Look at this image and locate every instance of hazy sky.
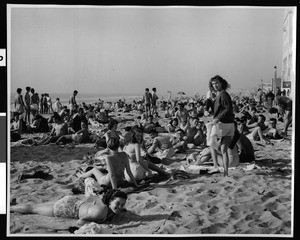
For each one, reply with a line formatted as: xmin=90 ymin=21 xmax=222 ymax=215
xmin=9 ymin=6 xmax=286 ymax=98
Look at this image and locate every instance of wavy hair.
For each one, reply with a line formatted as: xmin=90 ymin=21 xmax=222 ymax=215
xmin=209 ymin=75 xmax=231 ymax=91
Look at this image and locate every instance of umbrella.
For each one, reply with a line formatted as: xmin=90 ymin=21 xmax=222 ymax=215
xmin=177 ymin=91 xmax=186 ymax=95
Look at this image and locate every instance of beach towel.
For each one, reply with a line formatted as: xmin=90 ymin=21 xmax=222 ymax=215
xmin=206 ymin=122 xmax=221 ymax=150
xmin=74 ymin=222 xmax=113 ymax=234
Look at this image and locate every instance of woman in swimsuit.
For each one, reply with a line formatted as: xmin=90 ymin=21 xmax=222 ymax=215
xmin=123 ymin=126 xmax=167 ymax=182
xmin=10 ymin=189 xmax=128 ymax=226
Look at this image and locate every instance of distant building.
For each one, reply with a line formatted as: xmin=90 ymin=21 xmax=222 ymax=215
xmin=281 ymin=8 xmax=296 ymax=99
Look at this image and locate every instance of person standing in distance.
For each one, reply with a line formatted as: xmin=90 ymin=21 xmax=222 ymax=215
xmin=142 ymin=88 xmax=152 ymax=118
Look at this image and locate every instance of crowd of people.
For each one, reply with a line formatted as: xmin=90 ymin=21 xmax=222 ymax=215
xmin=10 ymin=76 xmax=293 ymax=227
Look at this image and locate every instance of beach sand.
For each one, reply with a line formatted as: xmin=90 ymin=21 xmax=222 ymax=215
xmin=9 ymin=110 xmax=293 ymax=235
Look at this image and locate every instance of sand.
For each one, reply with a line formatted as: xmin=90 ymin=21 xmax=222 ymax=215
xmin=8 ymin=110 xmax=293 ymax=236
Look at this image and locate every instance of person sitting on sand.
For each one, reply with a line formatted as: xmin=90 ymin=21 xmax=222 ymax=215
xmin=164 ymin=102 xmax=176 ymax=118
xmin=27 ymin=114 xmax=49 ymax=133
xmin=165 ymin=118 xmax=179 ymax=133
xmin=235 ymin=116 xmax=250 ymax=135
xmin=185 ymin=116 xmax=206 ymax=147
xmin=246 ymin=114 xmax=271 ymax=144
xmin=37 ymin=113 xmax=68 ymax=145
xmin=95 ymin=109 xmax=110 ymax=124
xmin=188 ymin=102 xmax=198 ymax=118
xmin=147 ymin=128 xmax=175 ymax=159
xmin=56 ymin=119 xmax=91 ymax=145
xmin=171 ymin=128 xmax=188 ymax=153
xmin=104 ymin=119 xmax=121 ymax=143
xmin=10 ymin=112 xmax=27 ymax=141
xmin=175 ymin=102 xmax=189 ymax=125
xmin=178 ymin=118 xmax=189 ymax=132
xmin=79 ymin=137 xmax=140 ymax=190
xmin=187 ymin=140 xmax=240 ymax=169
xmin=71 ymin=108 xmax=86 ymax=133
xmin=143 ymin=114 xmax=162 ymax=134
xmin=11 ymin=188 xmax=129 ymax=226
xmin=123 ymin=126 xmax=167 ymax=182
xmin=265 ymin=118 xmax=282 ymax=140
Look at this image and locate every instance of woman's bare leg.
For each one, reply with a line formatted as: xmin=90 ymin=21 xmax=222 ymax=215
xmin=10 ymin=202 xmax=54 ymax=216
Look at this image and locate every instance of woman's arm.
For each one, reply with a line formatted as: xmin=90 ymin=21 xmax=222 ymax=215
xmin=124 ymin=156 xmax=140 ymax=187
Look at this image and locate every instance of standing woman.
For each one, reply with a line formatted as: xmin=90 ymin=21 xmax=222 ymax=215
xmin=208 ymin=75 xmax=235 ymax=177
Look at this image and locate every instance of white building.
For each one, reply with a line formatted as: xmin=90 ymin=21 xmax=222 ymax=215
xmin=281 ymin=7 xmax=296 ymax=99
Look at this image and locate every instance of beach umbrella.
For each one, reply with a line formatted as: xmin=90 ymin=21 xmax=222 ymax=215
xmin=177 ymin=91 xmax=186 ymax=95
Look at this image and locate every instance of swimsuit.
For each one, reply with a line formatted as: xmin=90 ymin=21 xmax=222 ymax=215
xmin=53 ymin=195 xmax=84 ymax=219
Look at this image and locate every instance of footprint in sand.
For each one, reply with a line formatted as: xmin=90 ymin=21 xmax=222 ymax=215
xmin=208 ymin=206 xmax=219 ymax=214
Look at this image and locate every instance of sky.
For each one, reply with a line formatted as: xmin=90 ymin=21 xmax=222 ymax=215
xmin=8 ymin=6 xmax=287 ymax=98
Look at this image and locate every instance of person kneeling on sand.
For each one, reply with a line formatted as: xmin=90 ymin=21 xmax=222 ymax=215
xmin=78 ymin=137 xmax=141 ymax=190
xmin=11 ymin=188 xmax=128 ymax=226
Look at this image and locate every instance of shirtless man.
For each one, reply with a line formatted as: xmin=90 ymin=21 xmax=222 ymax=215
xmin=69 ymin=90 xmax=78 ymax=115
xmin=24 ymin=86 xmax=31 ymax=124
xmin=30 ymin=88 xmax=39 ymax=116
xmin=142 ymin=88 xmax=152 ymax=117
xmin=246 ymin=114 xmax=270 ymax=144
xmin=175 ymin=102 xmax=189 ymax=125
xmin=80 ymin=137 xmax=140 ymax=190
xmin=147 ymin=128 xmax=175 ymax=159
xmin=14 ymin=88 xmax=25 ymax=115
xmin=185 ymin=117 xmax=205 ymax=147
xmin=151 ymin=87 xmax=159 ymax=115
xmin=171 ymin=128 xmax=188 ymax=153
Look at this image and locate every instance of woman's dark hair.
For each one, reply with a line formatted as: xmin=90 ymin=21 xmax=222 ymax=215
xmin=101 ymin=189 xmax=128 ymax=206
xmin=130 ymin=125 xmax=144 ymax=143
xmin=209 ymin=75 xmax=231 ymax=91
xmin=108 ymin=119 xmax=118 ymax=130
xmin=107 ymin=137 xmax=120 ymax=150
xmin=52 ymin=112 xmax=61 ymax=122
